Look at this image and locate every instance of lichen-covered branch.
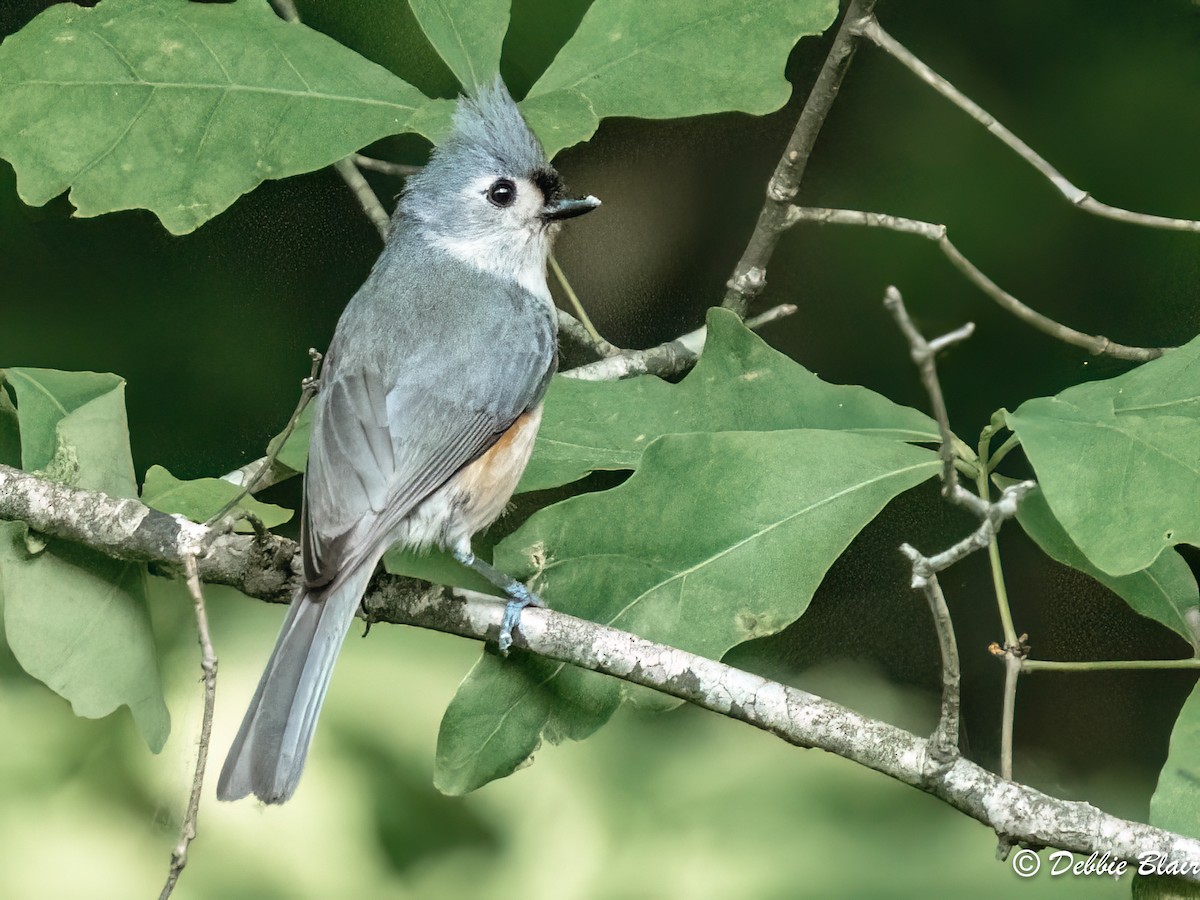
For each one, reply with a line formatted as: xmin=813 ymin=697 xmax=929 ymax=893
xmin=3 ymin=461 xmax=1200 ymax=878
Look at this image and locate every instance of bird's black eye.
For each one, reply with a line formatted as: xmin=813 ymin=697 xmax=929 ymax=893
xmin=486 ymin=178 xmax=517 ymax=208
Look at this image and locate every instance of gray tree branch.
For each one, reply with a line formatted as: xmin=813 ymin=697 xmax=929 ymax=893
xmin=3 ymin=460 xmax=1200 ymax=879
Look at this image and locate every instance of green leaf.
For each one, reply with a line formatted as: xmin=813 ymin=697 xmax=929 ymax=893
xmin=0 ymin=0 xmax=453 ymax=233
xmin=0 ymin=383 xmax=19 ymax=468
xmin=267 ymin=402 xmax=313 ymax=474
xmin=1002 ymin=478 xmax=1200 ymax=648
xmin=1007 ymin=335 xmax=1200 ymax=577
xmin=435 ymin=430 xmax=940 ymax=793
xmin=521 ymin=0 xmax=839 ymax=156
xmin=0 ymin=368 xmax=168 ymax=750
xmin=0 ymin=521 xmax=170 ymax=751
xmin=408 ymin=0 xmax=511 ymax=91
xmin=519 ymin=308 xmax=938 ymax=493
xmin=1151 ymin=680 xmax=1200 ymax=842
xmin=3 ymin=367 xmax=135 ymax=496
xmin=140 ymin=464 xmax=292 ymax=531
xmin=435 ymin=650 xmax=620 ymax=795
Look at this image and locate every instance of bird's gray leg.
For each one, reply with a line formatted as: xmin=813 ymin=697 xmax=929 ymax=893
xmin=452 ymin=548 xmax=545 ymax=652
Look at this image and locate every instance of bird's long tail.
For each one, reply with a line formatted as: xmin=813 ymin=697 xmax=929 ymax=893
xmin=217 ymin=564 xmax=373 ymax=804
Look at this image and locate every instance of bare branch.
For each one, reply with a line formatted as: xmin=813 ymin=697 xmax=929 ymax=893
xmin=333 ymin=158 xmax=391 ymax=240
xmin=564 ymin=304 xmax=797 ymax=381
xmin=794 ymin=208 xmax=1167 ymax=361
xmin=900 ymin=545 xmax=961 ymax=758
xmin=550 ymin=255 xmax=620 ymax=357
xmin=883 ymin=286 xmax=974 ymax=499
xmin=555 ymin=308 xmax=608 ymax=356
xmin=353 ymin=154 xmax=421 ymax=178
xmin=886 ymin=286 xmax=1039 ymax=775
xmin=157 ymin=554 xmax=218 ymax=900
xmin=1000 ymin=650 xmax=1022 ymax=781
xmin=856 ymin=16 xmax=1200 ymax=235
xmin=722 ymin=0 xmax=880 ymax=318
xmin=3 ymin=463 xmax=1200 ymax=876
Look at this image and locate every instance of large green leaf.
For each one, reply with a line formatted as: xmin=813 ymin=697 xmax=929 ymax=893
xmin=141 ymin=464 xmax=292 ymax=531
xmin=267 ymin=402 xmax=313 ymax=474
xmin=408 ymin=0 xmax=511 ymax=91
xmin=1003 ymin=479 xmax=1200 ymax=649
xmin=0 ymin=0 xmax=453 ymax=234
xmin=521 ymin=0 xmax=838 ymax=156
xmin=0 ymin=369 xmax=168 ymax=750
xmin=435 ymin=430 xmax=940 ymax=794
xmin=519 ymin=308 xmax=938 ymax=493
xmin=0 ymin=385 xmax=19 ymax=468
xmin=1007 ymin=334 xmax=1200 ymax=577
xmin=0 ymin=522 xmax=170 ymax=751
xmin=3 ymin=367 xmax=135 ymax=495
xmin=1151 ymin=680 xmax=1200 ymax=841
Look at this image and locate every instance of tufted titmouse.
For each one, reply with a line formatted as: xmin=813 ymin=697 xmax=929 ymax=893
xmin=217 ymin=79 xmax=599 ymax=804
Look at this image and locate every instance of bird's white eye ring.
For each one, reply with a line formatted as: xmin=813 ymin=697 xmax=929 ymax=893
xmin=487 ymin=178 xmax=517 ymax=208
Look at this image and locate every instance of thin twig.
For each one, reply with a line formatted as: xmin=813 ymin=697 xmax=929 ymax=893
xmin=900 ymin=547 xmax=961 ymax=758
xmin=564 ymin=304 xmax=798 ymax=381
xmin=883 ymin=286 xmax=976 ymax=503
xmin=549 ymin=255 xmax=618 ymax=355
xmin=334 ymin=158 xmax=391 ymax=240
xmin=158 ymin=555 xmax=218 ymax=900
xmin=1023 ymin=658 xmax=1200 ymax=672
xmin=353 ymin=154 xmax=422 ymax=177
xmin=792 ymin=208 xmax=1167 ymax=361
xmin=975 ymin=441 xmax=1020 ymax=650
xmin=722 ymin=0 xmax=880 ymax=318
xmin=856 ymin=16 xmax=1200 ymax=235
xmin=209 ymin=350 xmax=321 ymax=524
xmin=885 ymin=286 xmax=980 ymax=757
xmin=886 ymin=286 xmax=1039 ymax=775
xmin=998 ymin=647 xmax=1024 ymax=782
xmin=555 ymin=308 xmax=607 ymax=356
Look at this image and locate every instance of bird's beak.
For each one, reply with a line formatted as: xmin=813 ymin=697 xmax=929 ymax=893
xmin=540 ymin=195 xmax=602 ymax=221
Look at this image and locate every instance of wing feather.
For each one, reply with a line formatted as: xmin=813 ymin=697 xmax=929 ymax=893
xmin=300 ymin=259 xmax=556 ymax=588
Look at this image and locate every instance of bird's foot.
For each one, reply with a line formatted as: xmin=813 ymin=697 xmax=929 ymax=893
xmin=453 ymin=548 xmax=544 ymax=653
xmin=498 ymin=582 xmax=545 ymax=653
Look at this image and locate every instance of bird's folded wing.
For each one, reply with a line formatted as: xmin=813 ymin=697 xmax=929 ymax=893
xmin=300 ymin=323 xmax=553 ymax=587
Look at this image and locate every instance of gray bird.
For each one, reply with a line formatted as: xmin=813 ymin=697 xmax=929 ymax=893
xmin=217 ymin=79 xmax=600 ymax=805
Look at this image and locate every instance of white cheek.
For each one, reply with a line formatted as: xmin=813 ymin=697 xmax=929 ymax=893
xmin=426 ymin=176 xmax=552 ymax=294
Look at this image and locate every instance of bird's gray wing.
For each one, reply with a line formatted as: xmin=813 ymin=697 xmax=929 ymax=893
xmin=300 ymin=284 xmax=555 ymax=587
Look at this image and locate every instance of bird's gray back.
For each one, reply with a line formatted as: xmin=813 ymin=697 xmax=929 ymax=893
xmin=300 ymin=225 xmax=556 ymax=586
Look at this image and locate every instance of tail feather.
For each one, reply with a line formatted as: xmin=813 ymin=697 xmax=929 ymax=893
xmin=217 ymin=566 xmax=372 ymax=804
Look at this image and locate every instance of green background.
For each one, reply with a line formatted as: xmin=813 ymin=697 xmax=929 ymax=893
xmin=3 ymin=0 xmax=1199 ymax=896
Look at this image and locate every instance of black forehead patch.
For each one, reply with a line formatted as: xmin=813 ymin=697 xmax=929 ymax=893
xmin=532 ymin=168 xmax=564 ymax=202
